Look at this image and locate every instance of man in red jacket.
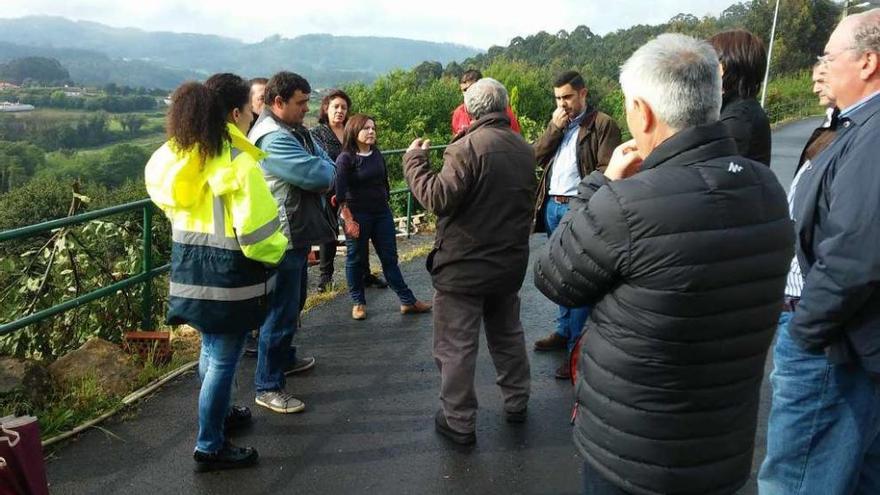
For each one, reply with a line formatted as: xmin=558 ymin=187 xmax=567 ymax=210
xmin=451 ymin=69 xmax=521 ymax=137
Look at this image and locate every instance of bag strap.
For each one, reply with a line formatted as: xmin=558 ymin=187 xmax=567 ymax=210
xmin=0 ymin=425 xmax=20 ymax=448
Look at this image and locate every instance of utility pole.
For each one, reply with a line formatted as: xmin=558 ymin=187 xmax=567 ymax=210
xmin=760 ymin=0 xmax=781 ymax=108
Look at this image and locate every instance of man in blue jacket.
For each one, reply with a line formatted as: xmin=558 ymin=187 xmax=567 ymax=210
xmin=249 ymin=72 xmax=336 ymax=414
xmin=759 ymin=9 xmax=880 ymax=494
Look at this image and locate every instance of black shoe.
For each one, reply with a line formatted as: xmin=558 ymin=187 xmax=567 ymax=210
xmin=224 ymin=405 xmax=252 ymax=433
xmin=317 ymin=274 xmax=333 ymax=293
xmin=364 ymin=273 xmax=388 ymax=289
xmin=193 ymin=442 xmax=259 ymax=472
xmin=505 ymin=406 xmax=528 ymax=424
xmin=434 ymin=409 xmax=476 ymax=445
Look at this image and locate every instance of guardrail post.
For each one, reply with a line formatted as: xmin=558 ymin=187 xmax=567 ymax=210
xmin=406 ymin=191 xmax=413 ymax=238
xmin=141 ymin=203 xmax=154 ymax=330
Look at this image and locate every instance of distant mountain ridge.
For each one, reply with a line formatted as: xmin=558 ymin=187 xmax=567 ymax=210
xmin=0 ymin=16 xmax=481 ymax=89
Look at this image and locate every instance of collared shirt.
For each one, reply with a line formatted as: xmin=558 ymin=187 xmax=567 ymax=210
xmin=839 ymin=90 xmax=880 ymax=119
xmin=785 ymin=165 xmax=809 ymax=297
xmin=547 ymin=109 xmax=587 ymax=197
xmin=822 ymin=106 xmax=836 ymax=127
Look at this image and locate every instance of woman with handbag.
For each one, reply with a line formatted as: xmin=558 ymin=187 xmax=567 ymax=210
xmin=310 ymin=90 xmax=387 ymax=292
xmin=335 ymin=114 xmax=431 ymax=320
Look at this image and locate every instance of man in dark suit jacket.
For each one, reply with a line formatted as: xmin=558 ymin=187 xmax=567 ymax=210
xmin=759 ymin=9 xmax=880 ymax=494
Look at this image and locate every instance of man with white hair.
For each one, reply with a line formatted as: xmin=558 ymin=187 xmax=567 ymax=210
xmin=534 ymin=34 xmax=793 ymax=494
xmin=403 ymin=78 xmax=536 ymax=445
xmin=759 ymin=9 xmax=880 ymax=494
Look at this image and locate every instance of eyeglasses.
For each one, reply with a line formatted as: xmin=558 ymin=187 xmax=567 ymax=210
xmin=817 ymin=47 xmax=858 ymax=65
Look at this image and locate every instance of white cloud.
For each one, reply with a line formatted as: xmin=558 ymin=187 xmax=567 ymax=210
xmin=2 ymin=0 xmax=732 ymax=49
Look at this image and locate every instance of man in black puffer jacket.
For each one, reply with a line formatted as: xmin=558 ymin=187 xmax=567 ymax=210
xmin=534 ymin=33 xmax=794 ymax=495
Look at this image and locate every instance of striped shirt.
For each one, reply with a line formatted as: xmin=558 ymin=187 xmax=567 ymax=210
xmin=785 ymin=165 xmax=808 ymax=297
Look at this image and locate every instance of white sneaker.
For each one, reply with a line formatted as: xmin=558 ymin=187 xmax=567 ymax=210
xmin=255 ymin=391 xmax=305 ymax=414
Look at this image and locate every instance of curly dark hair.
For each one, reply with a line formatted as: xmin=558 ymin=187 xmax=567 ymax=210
xmin=205 ymin=73 xmax=250 ymax=115
xmin=318 ymin=89 xmax=352 ymax=125
xmin=166 ymin=81 xmax=226 ymax=163
xmin=341 ymin=113 xmax=377 ymax=155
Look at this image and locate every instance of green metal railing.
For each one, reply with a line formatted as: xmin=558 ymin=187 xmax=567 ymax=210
xmin=383 ymin=144 xmax=446 ymax=237
xmin=0 ymin=144 xmax=447 ymax=337
xmin=0 ymin=199 xmax=169 ymax=337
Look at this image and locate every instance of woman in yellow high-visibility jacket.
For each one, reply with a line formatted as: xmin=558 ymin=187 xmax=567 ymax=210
xmin=145 ymin=74 xmax=287 ymax=472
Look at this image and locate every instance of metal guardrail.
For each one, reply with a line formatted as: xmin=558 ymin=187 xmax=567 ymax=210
xmin=0 ymin=144 xmax=447 ymax=337
xmin=383 ymin=144 xmax=447 ymax=237
xmin=0 ymin=199 xmax=168 ymax=337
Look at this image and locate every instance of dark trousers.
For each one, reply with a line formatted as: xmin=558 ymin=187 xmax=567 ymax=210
xmin=583 ymin=461 xmax=632 ymax=495
xmin=345 ymin=208 xmax=415 ymax=305
xmin=322 ymin=241 xmax=373 ymax=280
xmin=433 ymin=289 xmax=530 ymax=433
xmin=319 ymin=201 xmax=339 ymax=279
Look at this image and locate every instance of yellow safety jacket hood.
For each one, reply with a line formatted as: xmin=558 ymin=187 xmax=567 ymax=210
xmin=145 ymin=124 xmax=267 ymax=209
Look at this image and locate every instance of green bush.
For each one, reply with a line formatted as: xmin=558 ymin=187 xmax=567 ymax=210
xmin=0 ymin=178 xmax=169 ymax=360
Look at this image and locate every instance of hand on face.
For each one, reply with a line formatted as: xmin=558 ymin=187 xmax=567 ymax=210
xmin=605 ymin=139 xmax=643 ymax=181
xmin=552 ymin=107 xmax=570 ymax=129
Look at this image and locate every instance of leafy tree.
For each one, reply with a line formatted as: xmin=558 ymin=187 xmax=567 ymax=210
xmin=91 ymin=144 xmax=149 ymax=188
xmin=0 ymin=57 xmax=71 ymax=85
xmin=442 ymin=61 xmax=464 ymax=80
xmin=0 ymin=141 xmax=46 ymax=193
xmin=412 ymin=61 xmax=444 ymax=87
xmin=115 ymin=114 xmax=147 ymax=136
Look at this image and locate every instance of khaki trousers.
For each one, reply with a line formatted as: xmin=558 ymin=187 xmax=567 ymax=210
xmin=433 ymin=289 xmax=531 ymax=433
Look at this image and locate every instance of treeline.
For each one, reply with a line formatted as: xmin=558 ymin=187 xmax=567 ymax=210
xmin=0 ymin=56 xmax=71 ymax=86
xmin=0 ymin=140 xmax=151 ymax=194
xmin=15 ymin=92 xmax=158 ymax=112
xmin=1 ymin=87 xmax=160 ymax=112
xmin=0 ymin=111 xmax=161 ymax=154
xmin=344 ymin=0 xmax=836 ymax=185
xmin=463 ymin=0 xmax=840 ymax=84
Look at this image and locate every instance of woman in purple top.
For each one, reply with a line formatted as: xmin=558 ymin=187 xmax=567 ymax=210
xmin=336 ymin=114 xmax=432 ymax=320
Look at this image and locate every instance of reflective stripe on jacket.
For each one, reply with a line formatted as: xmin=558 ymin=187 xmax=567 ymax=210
xmin=145 ymin=123 xmax=288 ymax=333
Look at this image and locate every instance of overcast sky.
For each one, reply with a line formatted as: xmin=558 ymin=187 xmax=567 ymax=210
xmin=4 ymin=0 xmax=731 ymax=49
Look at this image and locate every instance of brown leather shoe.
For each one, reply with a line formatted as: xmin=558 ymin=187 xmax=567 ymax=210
xmin=534 ymin=332 xmax=567 ymax=352
xmin=554 ymin=362 xmax=571 ymax=380
xmin=401 ymin=300 xmax=432 ymax=315
xmin=352 ymin=304 xmax=367 ymax=320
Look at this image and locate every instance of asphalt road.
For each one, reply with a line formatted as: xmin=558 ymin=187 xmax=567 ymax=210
xmin=44 ymin=118 xmax=822 ymax=495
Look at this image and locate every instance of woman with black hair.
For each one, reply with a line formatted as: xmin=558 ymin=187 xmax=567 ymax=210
xmin=710 ymin=29 xmax=773 ymax=166
xmin=145 ymin=74 xmax=287 ymax=472
xmin=310 ymin=90 xmax=387 ymax=292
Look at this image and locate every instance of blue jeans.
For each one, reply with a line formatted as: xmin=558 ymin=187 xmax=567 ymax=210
xmin=255 ymin=248 xmax=307 ymax=393
xmin=545 ymin=198 xmax=592 ymax=350
xmin=345 ymin=207 xmax=416 ymax=306
xmin=758 ymin=311 xmax=880 ymax=494
xmin=196 ymin=331 xmax=246 ymax=453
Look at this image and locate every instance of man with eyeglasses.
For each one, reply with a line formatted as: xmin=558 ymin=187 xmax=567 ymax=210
xmin=451 ymin=69 xmax=521 ymax=137
xmin=759 ymin=9 xmax=880 ymax=494
xmin=793 ymin=62 xmax=839 ymax=176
